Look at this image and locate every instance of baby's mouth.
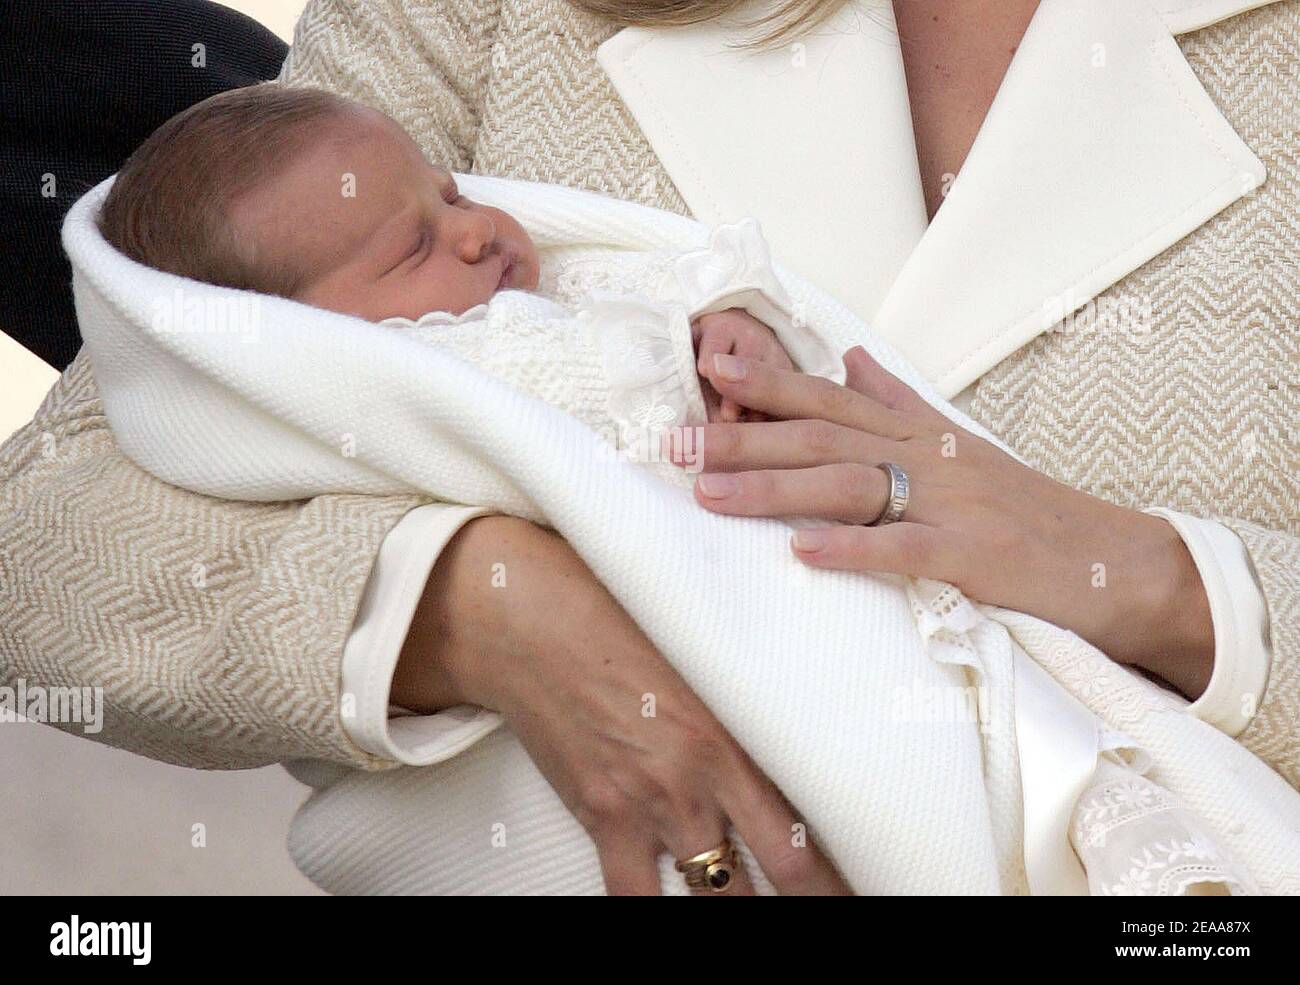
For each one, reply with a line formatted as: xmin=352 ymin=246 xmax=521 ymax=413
xmin=496 ymin=252 xmax=517 ymax=291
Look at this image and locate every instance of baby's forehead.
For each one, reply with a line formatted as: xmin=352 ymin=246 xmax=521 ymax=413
xmin=305 ymin=111 xmax=420 ymax=179
xmin=241 ymin=134 xmax=419 ymax=268
xmin=281 ymin=119 xmax=412 ymax=198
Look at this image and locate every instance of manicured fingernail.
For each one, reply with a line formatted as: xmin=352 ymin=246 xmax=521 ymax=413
xmin=713 ymin=353 xmax=747 ymax=382
xmin=792 ymin=529 xmax=829 ymax=552
xmin=697 ymin=473 xmax=738 ymax=498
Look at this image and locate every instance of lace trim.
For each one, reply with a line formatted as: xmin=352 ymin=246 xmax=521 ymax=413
xmin=378 ymin=303 xmax=491 ymax=330
xmin=984 ymin=605 xmax=1186 ymax=729
xmin=908 ymin=577 xmax=984 ymax=637
xmin=905 ymin=578 xmax=1252 ymax=897
xmin=1072 ymin=770 xmax=1258 ymax=896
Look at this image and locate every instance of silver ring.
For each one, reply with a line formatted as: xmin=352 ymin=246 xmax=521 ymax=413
xmin=869 ymin=462 xmax=910 ymax=526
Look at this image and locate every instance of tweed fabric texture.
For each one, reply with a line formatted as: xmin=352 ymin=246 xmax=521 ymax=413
xmin=969 ymin=2 xmax=1300 ymax=787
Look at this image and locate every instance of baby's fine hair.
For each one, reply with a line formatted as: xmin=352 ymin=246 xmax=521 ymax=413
xmin=97 ymin=84 xmax=355 ymax=297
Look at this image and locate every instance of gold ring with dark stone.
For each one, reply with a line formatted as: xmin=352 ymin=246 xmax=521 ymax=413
xmin=675 ymin=839 xmax=739 ymax=893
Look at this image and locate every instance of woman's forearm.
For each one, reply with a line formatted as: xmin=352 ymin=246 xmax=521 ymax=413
xmin=390 ymin=514 xmax=605 ymax=714
xmin=392 ymin=514 xmax=533 ymax=713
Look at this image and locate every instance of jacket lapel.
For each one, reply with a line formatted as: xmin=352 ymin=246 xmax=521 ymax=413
xmin=1149 ymin=0 xmax=1283 ymax=34
xmin=597 ymin=1 xmax=929 ymax=326
xmin=600 ymin=0 xmax=1274 ymax=398
xmin=873 ymin=0 xmax=1267 ymax=397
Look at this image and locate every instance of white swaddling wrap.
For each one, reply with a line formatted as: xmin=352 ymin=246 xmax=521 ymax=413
xmin=65 ymin=172 xmax=1298 ymax=894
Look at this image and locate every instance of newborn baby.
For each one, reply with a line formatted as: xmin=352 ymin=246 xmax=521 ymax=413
xmin=98 ymin=84 xmax=810 ymax=474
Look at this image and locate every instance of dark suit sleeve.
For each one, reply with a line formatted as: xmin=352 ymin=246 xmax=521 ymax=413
xmin=0 ymin=0 xmax=288 ymax=370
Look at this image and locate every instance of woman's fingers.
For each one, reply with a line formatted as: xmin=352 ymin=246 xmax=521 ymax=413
xmin=842 ymin=345 xmax=931 ymax=418
xmin=696 ymin=332 xmax=739 ymax=423
xmin=696 ymin=327 xmax=734 ymax=379
xmin=693 ymin=464 xmax=890 ymax=524
xmin=719 ymin=764 xmax=852 ymax=895
xmin=693 ymin=462 xmax=945 ymax=526
xmin=708 ymin=353 xmax=912 ymax=439
xmin=595 ymin=829 xmax=667 ymax=896
xmin=789 ymin=521 xmax=960 ymax=582
xmin=692 ymin=463 xmax=964 ymax=580
xmin=681 ymin=419 xmax=894 ymax=473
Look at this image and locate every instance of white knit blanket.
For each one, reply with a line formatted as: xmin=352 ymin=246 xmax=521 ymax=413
xmin=65 ymin=174 xmax=1300 ymax=895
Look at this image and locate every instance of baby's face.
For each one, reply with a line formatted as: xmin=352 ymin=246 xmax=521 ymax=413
xmin=232 ymin=107 xmax=540 ymax=322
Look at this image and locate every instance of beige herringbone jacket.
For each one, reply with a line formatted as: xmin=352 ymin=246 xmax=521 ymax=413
xmin=1 ymin=0 xmax=1296 ymax=783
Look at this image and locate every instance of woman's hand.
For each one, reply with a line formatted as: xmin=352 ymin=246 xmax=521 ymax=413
xmin=677 ymin=346 xmax=1216 ymax=700
xmin=392 ymin=514 xmax=851 ymax=896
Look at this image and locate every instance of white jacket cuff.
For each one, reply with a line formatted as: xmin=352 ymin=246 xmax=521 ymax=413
xmin=341 ymin=502 xmax=504 ymax=765
xmin=1142 ymin=507 xmax=1272 ymax=736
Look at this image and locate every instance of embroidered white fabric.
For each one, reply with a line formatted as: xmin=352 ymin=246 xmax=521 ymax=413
xmin=383 ymin=287 xmax=699 ymax=488
xmin=1072 ymin=757 xmax=1259 ymax=896
xmin=586 ymin=294 xmax=705 ymax=442
xmin=907 ymin=576 xmax=1257 ymax=897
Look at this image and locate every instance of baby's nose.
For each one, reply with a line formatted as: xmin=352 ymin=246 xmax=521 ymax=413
xmin=455 ymin=210 xmax=497 ymax=263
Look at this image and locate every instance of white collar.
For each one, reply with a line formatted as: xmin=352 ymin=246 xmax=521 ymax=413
xmin=599 ymin=0 xmax=1276 ymax=396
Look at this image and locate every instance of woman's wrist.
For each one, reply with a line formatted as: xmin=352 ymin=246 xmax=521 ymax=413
xmin=1005 ymin=473 xmax=1216 ymax=700
xmin=390 ymin=514 xmax=611 ymax=715
xmin=1098 ymin=507 xmax=1216 ymax=700
xmin=390 ymin=514 xmax=544 ymax=714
